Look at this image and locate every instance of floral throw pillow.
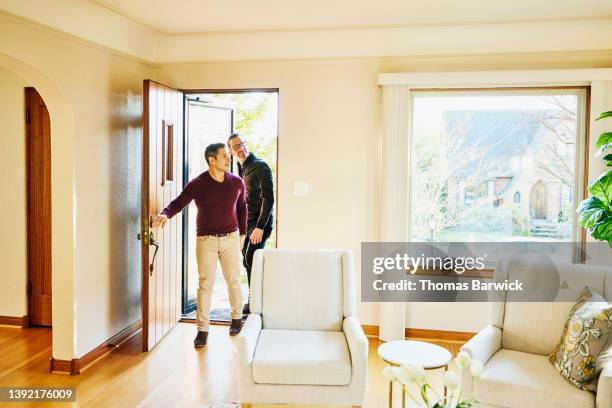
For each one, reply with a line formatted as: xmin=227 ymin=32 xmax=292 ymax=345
xmin=548 ymin=287 xmax=612 ymax=391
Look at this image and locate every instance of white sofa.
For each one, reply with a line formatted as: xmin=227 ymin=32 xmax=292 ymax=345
xmin=461 ymin=260 xmax=612 ymax=408
xmin=237 ymin=249 xmax=369 ymax=407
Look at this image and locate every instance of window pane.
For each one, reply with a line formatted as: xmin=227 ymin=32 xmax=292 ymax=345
xmin=410 ymin=92 xmax=581 ymax=242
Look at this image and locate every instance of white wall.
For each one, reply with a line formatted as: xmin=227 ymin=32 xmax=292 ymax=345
xmin=156 ymin=60 xmax=383 ymax=324
xmin=0 ymin=66 xmax=28 ymax=318
xmin=405 ymin=303 xmax=489 ymax=333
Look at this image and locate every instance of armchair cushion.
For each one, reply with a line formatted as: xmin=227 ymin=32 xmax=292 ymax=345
xmin=549 ymin=287 xmax=612 ymax=391
xmin=252 ymin=329 xmax=352 ymax=386
xmin=502 ymin=302 xmax=574 ymax=355
xmin=477 ymin=349 xmax=595 ymax=408
xmin=259 ymin=250 xmax=345 ymax=331
xmin=500 ymin=259 xmax=609 ymax=356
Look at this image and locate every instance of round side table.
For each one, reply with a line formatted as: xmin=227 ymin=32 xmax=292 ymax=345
xmin=378 ymin=340 xmax=452 ymax=408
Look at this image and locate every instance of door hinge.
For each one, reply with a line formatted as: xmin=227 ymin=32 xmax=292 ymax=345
xmin=27 ymin=281 xmax=32 ymax=298
xmin=26 ymin=108 xmax=30 ymax=125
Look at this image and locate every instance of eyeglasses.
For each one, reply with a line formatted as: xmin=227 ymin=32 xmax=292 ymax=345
xmin=230 ymin=142 xmax=246 ymax=151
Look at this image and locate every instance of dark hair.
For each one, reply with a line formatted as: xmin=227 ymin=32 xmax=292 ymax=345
xmin=227 ymin=133 xmax=242 ymax=145
xmin=204 ymin=143 xmax=226 ymax=165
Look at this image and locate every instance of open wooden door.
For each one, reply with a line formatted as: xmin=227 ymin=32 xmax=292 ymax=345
xmin=141 ymin=80 xmax=184 ymax=351
xmin=26 ymin=87 xmax=52 ymax=327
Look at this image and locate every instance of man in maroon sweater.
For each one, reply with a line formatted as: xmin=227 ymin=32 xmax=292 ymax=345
xmin=152 ymin=143 xmax=246 ymax=347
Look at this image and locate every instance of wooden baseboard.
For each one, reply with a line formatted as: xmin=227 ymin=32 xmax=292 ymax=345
xmin=0 ymin=315 xmax=29 ymax=328
xmin=362 ymin=324 xmax=379 ymax=337
xmin=362 ymin=324 xmax=474 ymax=342
xmin=50 ymin=319 xmax=142 ymax=375
xmin=405 ymin=328 xmax=475 ymax=342
xmin=49 ymin=358 xmax=79 ymax=375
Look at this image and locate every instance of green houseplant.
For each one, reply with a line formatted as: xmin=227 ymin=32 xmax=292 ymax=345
xmin=577 ymin=111 xmax=612 ymax=247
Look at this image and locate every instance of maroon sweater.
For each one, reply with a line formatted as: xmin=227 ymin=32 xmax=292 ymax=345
xmin=161 ymin=171 xmax=247 ymax=236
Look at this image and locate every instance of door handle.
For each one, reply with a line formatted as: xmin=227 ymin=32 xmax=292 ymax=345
xmin=137 ymin=217 xmax=160 ymax=276
xmin=137 ymin=216 xmax=151 ymax=244
xmin=149 ymin=233 xmax=160 ymax=276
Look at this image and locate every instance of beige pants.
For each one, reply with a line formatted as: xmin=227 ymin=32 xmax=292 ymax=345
xmin=195 ymin=231 xmax=243 ymax=331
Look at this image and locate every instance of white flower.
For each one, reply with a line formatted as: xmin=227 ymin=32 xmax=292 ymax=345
xmin=397 ymin=367 xmax=414 ymax=385
xmin=412 ymin=365 xmax=427 ymax=383
xmin=470 ymin=360 xmax=485 ymax=379
xmin=382 ymin=366 xmax=398 ymax=382
xmin=396 ymin=365 xmax=416 ymax=385
xmin=444 ymin=370 xmax=460 ymax=390
xmin=454 ymin=351 xmax=472 ymax=370
xmin=398 ymin=365 xmax=426 ymax=385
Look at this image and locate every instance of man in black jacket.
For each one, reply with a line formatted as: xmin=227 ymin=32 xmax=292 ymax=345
xmin=228 ymin=133 xmax=275 ymax=314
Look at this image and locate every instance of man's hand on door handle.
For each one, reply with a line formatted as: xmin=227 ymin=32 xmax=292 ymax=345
xmin=152 ymin=214 xmax=168 ymax=228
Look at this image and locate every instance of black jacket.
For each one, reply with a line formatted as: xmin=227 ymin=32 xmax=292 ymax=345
xmin=238 ymin=153 xmax=274 ymax=229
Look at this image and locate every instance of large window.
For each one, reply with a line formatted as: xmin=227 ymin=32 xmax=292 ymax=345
xmin=410 ymin=89 xmax=587 ymax=242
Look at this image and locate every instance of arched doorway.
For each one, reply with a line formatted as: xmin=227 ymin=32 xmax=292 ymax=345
xmin=530 ymin=181 xmax=547 ymax=220
xmin=0 ymin=52 xmax=76 ymax=362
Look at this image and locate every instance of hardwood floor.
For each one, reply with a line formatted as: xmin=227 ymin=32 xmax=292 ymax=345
xmin=0 ymin=323 xmax=463 ymax=408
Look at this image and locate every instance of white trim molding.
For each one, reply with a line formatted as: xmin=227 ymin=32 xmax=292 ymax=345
xmin=378 ymin=68 xmax=612 ymax=87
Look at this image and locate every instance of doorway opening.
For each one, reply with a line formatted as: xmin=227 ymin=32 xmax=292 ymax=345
xmin=25 ymin=87 xmax=52 ymax=328
xmin=181 ymin=90 xmax=279 ymax=322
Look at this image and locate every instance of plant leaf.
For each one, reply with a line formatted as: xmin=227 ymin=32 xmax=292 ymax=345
xmin=420 ymin=384 xmax=429 ymax=404
xmin=596 ymin=111 xmax=612 ymax=121
xmin=597 ymin=132 xmax=612 ymax=149
xmin=592 ymin=217 xmax=612 ymax=246
xmin=577 ymin=196 xmax=607 ymax=229
xmin=597 ymin=142 xmax=612 ymax=157
xmin=604 ymin=153 xmax=612 ymax=163
xmin=588 ymin=170 xmax=612 ymax=204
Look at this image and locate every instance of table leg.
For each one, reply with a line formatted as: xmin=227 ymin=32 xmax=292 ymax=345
xmin=389 ymin=380 xmax=393 ymax=408
xmin=443 ymin=365 xmax=448 ymax=404
xmin=402 ymin=386 xmax=405 ymax=408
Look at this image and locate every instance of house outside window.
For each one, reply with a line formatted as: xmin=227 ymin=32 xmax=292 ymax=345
xmin=410 ymin=89 xmax=587 ymax=242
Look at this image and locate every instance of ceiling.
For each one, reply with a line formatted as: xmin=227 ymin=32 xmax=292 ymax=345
xmin=92 ymin=0 xmax=612 ymax=34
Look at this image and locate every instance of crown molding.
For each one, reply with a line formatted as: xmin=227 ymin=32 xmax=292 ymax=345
xmin=0 ymin=0 xmax=160 ymax=61
xmin=155 ymin=19 xmax=612 ymax=63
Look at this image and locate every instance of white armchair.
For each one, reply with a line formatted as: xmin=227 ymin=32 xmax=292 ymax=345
xmin=461 ymin=261 xmax=612 ymax=408
xmin=237 ymin=249 xmax=368 ymax=407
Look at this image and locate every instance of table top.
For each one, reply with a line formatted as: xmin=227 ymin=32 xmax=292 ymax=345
xmin=377 ymin=340 xmax=452 ymax=369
